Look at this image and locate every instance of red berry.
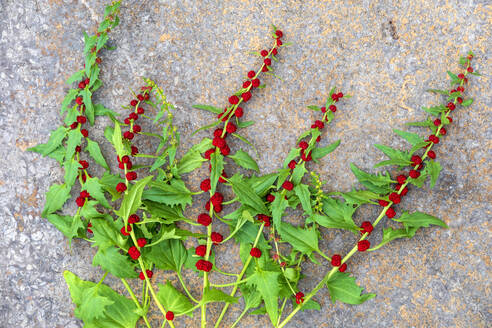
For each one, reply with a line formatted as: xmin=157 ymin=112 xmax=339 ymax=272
xmin=298 ymin=141 xmax=308 ymax=150
xmin=264 ymin=58 xmax=272 ymax=66
xmin=196 ymin=259 xmax=213 ymax=272
xmin=75 ymin=97 xmax=83 ymax=105
xmin=137 ymin=107 xmax=145 ymax=114
xmin=126 ymin=171 xmax=137 ymax=180
xmin=262 ymin=65 xmax=268 ymax=72
xmin=243 ymin=80 xmax=252 ymax=88
xmin=166 ymin=311 xmax=174 ymax=321
xmin=200 ymin=179 xmax=211 ymax=192
xmin=211 ymin=232 xmax=223 ymax=244
xmin=272 ymin=48 xmax=278 ymax=55
xmin=84 ymin=78 xmax=90 ymax=85
xmin=116 ymin=182 xmax=127 ymax=193
xmin=76 ymin=196 xmax=86 ymax=207
xmin=139 ymin=270 xmax=153 ymax=280
xmin=211 ymin=192 xmax=224 ymax=206
xmin=251 ymin=78 xmax=260 ymax=88
xmin=396 ymin=175 xmax=406 ymax=184
xmin=386 ymin=207 xmax=396 ymax=218
xmin=119 ymin=161 xmax=132 ymax=170
xmin=79 ymin=160 xmax=89 ymax=169
xmin=212 ymin=137 xmax=226 ymax=149
xmin=295 ymin=291 xmax=304 ymax=304
xmin=235 ymin=107 xmax=244 ymax=117
xmin=360 ymin=221 xmax=374 ymax=234
xmin=315 ymin=120 xmax=324 ymax=129
xmin=400 ymin=186 xmax=409 ymax=196
xmin=457 ymin=86 xmax=464 ymax=92
xmin=226 ymin=123 xmax=237 ymax=133
xmin=434 ymin=119 xmax=441 ymax=126
xmin=316 ymin=136 xmax=321 ymax=142
xmin=457 ymin=97 xmax=463 ymax=104
xmin=132 ymin=125 xmax=141 ymax=133
xmin=70 ymin=122 xmax=78 ymax=129
xmin=275 ymin=30 xmax=283 ymax=38
xmin=431 ymin=135 xmax=439 ymax=144
xmin=409 ymin=170 xmax=420 ymax=179
xmin=288 ymin=160 xmax=297 ymax=170
xmin=329 ymin=105 xmax=337 ymax=112
xmin=266 ymin=194 xmax=275 ymax=202
xmin=357 ymin=240 xmax=370 ymax=252
xmin=78 ymin=81 xmax=85 ymax=89
xmin=331 ymin=254 xmax=342 ymax=267
xmin=411 ymin=155 xmax=422 ymax=165
xmin=260 ymin=49 xmax=268 ymax=57
xmin=121 ymin=225 xmax=131 ymax=236
xmin=229 ymin=95 xmax=239 ymax=105
xmin=128 ymin=214 xmax=140 ymax=224
xmin=129 ymin=112 xmax=138 ymax=120
xmin=143 ymin=93 xmax=150 ymax=101
xmin=204 ymin=148 xmax=215 ymax=160
xmin=76 ymin=116 xmax=86 ymax=124
xmin=250 ymin=247 xmax=262 ymax=258
xmin=130 ymin=100 xmax=138 ymax=107
xmin=282 ymin=180 xmax=294 ymax=191
xmin=198 ymin=213 xmax=212 ymax=226
xmin=458 ymin=73 xmax=465 ymax=79
xmin=467 ymin=66 xmax=473 ymax=73
xmin=137 ymin=238 xmax=147 ymax=248
xmin=123 ymin=131 xmax=134 ymax=140
xmin=195 ymin=245 xmax=207 ymax=257
xmin=320 ymin=107 xmax=326 ymax=113
xmin=80 ymin=190 xmax=90 ymax=198
xmin=439 ymin=128 xmax=446 ymax=135
xmin=247 ymin=70 xmax=255 ymax=79
xmin=75 ymin=145 xmax=81 ymax=153
xmin=128 ymin=246 xmax=140 ymax=260
xmin=220 ymin=144 xmax=230 ymax=156
xmin=301 ymin=151 xmax=312 ymax=162
xmin=131 ymin=146 xmax=139 ymax=156
xmin=81 ymin=129 xmax=89 ymax=137
xmin=137 ymin=94 xmax=144 ymax=101
xmin=378 ymin=199 xmax=389 ymax=207
xmin=428 ymin=150 xmax=436 ymax=159
xmin=276 ymin=39 xmax=282 ymax=46
xmin=447 ymin=116 xmax=453 ymax=123
xmin=242 ymin=91 xmax=252 ymax=102
xmin=447 ymin=102 xmax=456 ymax=110
xmin=124 ymin=118 xmax=131 ymax=125
xmin=339 ymin=263 xmax=347 ymax=272
xmin=389 ymin=192 xmax=401 ymax=204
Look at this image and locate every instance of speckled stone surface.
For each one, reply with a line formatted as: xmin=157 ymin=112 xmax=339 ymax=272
xmin=1 ymin=0 xmax=491 ymax=327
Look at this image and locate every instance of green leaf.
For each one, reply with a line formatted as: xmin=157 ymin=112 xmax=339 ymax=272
xmin=115 ymin=176 xmax=153 ymax=224
xmin=374 ymin=144 xmax=411 ymax=164
xmin=311 ymin=140 xmax=340 ymax=160
xmin=64 ymin=271 xmax=140 ymax=328
xmin=329 ymin=190 xmax=378 ymax=205
xmin=202 ymin=287 xmax=239 ymax=305
xmin=66 ymin=70 xmax=86 ymax=85
xmin=93 ymin=247 xmax=138 ymax=278
xmin=210 ymin=151 xmax=224 ymax=194
xmin=81 ymin=88 xmax=95 ymax=125
xmin=462 ymin=98 xmax=473 ymax=107
xmin=426 ymin=159 xmax=441 ymax=188
xmin=156 ymin=281 xmax=194 ymax=317
xmin=46 ymin=213 xmax=83 ymax=240
xmin=192 ymin=119 xmax=222 ymax=136
xmin=85 ymin=177 xmax=111 ymax=208
xmin=64 ymin=159 xmax=81 ymax=188
xmin=229 ymin=174 xmax=269 ymax=215
xmin=46 ymin=146 xmax=66 ymax=164
xmin=91 ymin=218 xmax=127 ymax=250
xmin=28 ymin=126 xmax=68 ymax=156
xmin=143 ymin=179 xmax=192 ymax=208
xmin=317 ymin=197 xmax=360 ymax=233
xmin=422 ymin=105 xmax=447 ymax=116
xmin=86 ymin=138 xmax=109 ymax=170
xmin=271 ymin=192 xmax=288 ymax=229
xmin=112 ymin=121 xmax=126 ymax=157
xmin=96 ymin=32 xmax=109 ymax=51
xmin=298 ymin=299 xmax=321 ymax=312
xmin=374 ymin=158 xmax=412 ymax=168
xmin=143 ymin=200 xmax=187 ymax=223
xmin=61 ymin=89 xmax=79 ymax=114
xmin=350 ymin=163 xmax=394 ymax=194
xmin=426 ymin=89 xmax=449 ymax=95
xmin=94 ymin=104 xmax=119 ymax=120
xmin=447 ymin=71 xmax=460 ymax=84
xmin=291 ymin=161 xmax=307 ymax=185
xmin=393 ymin=129 xmax=424 ymax=146
xmin=237 ymin=120 xmax=255 ymax=128
xmin=326 ymin=271 xmax=376 ymax=305
xmin=147 ymin=239 xmax=188 ymax=272
xmin=279 ymin=222 xmax=319 ymax=255
xmin=369 ymin=227 xmax=417 ymax=251
xmin=229 ymin=149 xmax=259 ymax=172
xmin=394 ymin=211 xmax=448 ymax=230
xmin=247 ymin=270 xmax=280 ymax=325
xmin=245 ymin=172 xmax=279 ymax=195
xmin=294 ymin=184 xmax=312 ymax=215
xmin=177 ymin=150 xmax=206 ymax=175
xmin=192 ymin=104 xmax=223 ymax=114
xmin=307 ymin=105 xmax=321 ymax=111
xmin=66 ymin=128 xmax=83 ymax=160
xmin=42 ymin=183 xmax=71 ymax=217
xmin=283 ymin=148 xmax=301 ymax=168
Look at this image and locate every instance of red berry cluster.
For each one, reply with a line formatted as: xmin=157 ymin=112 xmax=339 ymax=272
xmin=195 ymin=29 xmax=285 ymax=271
xmin=330 ymin=254 xmax=347 ymax=272
xmin=295 ymin=291 xmax=304 ymax=304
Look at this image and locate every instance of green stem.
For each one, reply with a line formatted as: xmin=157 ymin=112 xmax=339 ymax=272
xmin=210 ymin=276 xmax=251 ymax=288
xmin=177 ymin=272 xmax=199 ymax=303
xmin=121 ymin=278 xmax=152 ymax=328
xmin=230 ymin=307 xmax=249 ymax=328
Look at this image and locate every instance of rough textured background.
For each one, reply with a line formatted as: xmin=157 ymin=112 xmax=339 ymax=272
xmin=1 ymin=0 xmax=491 ymax=327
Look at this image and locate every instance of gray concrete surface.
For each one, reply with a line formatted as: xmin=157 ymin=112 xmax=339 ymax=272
xmin=1 ymin=0 xmax=491 ymax=327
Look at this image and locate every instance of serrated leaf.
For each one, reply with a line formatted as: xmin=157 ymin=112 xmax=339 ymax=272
xmin=291 ymin=161 xmax=307 ymax=185
xmin=91 ymin=218 xmax=127 ymax=250
xmin=318 ymin=197 xmax=360 ymax=233
xmin=422 ymin=105 xmax=447 ymax=116
xmin=279 ymin=222 xmax=319 ymax=255
xmin=229 ymin=149 xmax=259 ymax=172
xmin=229 ymin=174 xmax=269 ymax=215
xmin=374 ymin=158 xmax=412 ymax=168
xmin=394 ymin=211 xmax=448 ymax=230
xmin=326 ymin=271 xmax=376 ymax=304
xmin=46 ymin=213 xmax=82 ymax=240
xmin=86 ymin=138 xmax=109 ymax=170
xmin=156 ymin=281 xmax=194 ymax=317
xmin=210 ymin=151 xmax=224 ymax=194
xmin=115 ymin=176 xmax=153 ymax=224
xmin=245 ymin=173 xmax=279 ymax=195
xmin=143 ymin=179 xmax=192 ymax=208
xmin=192 ymin=119 xmax=222 ymax=136
xmin=112 ymin=121 xmax=126 ymax=157
xmin=66 ymin=128 xmax=83 ymax=160
xmin=202 ymin=287 xmax=239 ymax=305
xmin=61 ymin=89 xmax=80 ymax=114
xmin=283 ymin=148 xmax=301 ymax=168
xmin=177 ymin=150 xmax=206 ymax=175
xmin=81 ymin=88 xmax=94 ymax=125
xmin=462 ymin=98 xmax=473 ymax=107
xmin=42 ymin=183 xmax=71 ymax=217
xmin=66 ymin=70 xmax=86 ymax=85
xmin=328 ymin=190 xmax=378 ymax=205
xmin=237 ymin=120 xmax=255 ymax=128
xmin=294 ymin=184 xmax=312 ymax=215
xmin=393 ymin=129 xmax=424 ymax=146
xmin=311 ymin=140 xmax=340 ymax=160
xmin=307 ymin=105 xmax=321 ymax=111
xmin=426 ymin=159 xmax=442 ymax=188
xmin=93 ymin=247 xmax=138 ymax=278
xmin=64 ymin=271 xmax=140 ymax=328
xmin=369 ymin=227 xmax=417 ymax=251
xmin=426 ymin=89 xmax=449 ymax=95
xmin=28 ymin=126 xmax=68 ymax=156
xmin=271 ymin=192 xmax=288 ymax=229
xmin=64 ymin=159 xmax=81 ymax=188
xmin=85 ymin=177 xmax=111 ymax=208
xmin=247 ymin=270 xmax=280 ymax=325
xmin=147 ymin=238 xmax=188 ymax=272
xmin=192 ymin=104 xmax=223 ymax=114
xmin=94 ymin=104 xmax=119 ymax=120
xmin=350 ymin=163 xmax=393 ymax=194
xmin=143 ymin=200 xmax=187 ymax=223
